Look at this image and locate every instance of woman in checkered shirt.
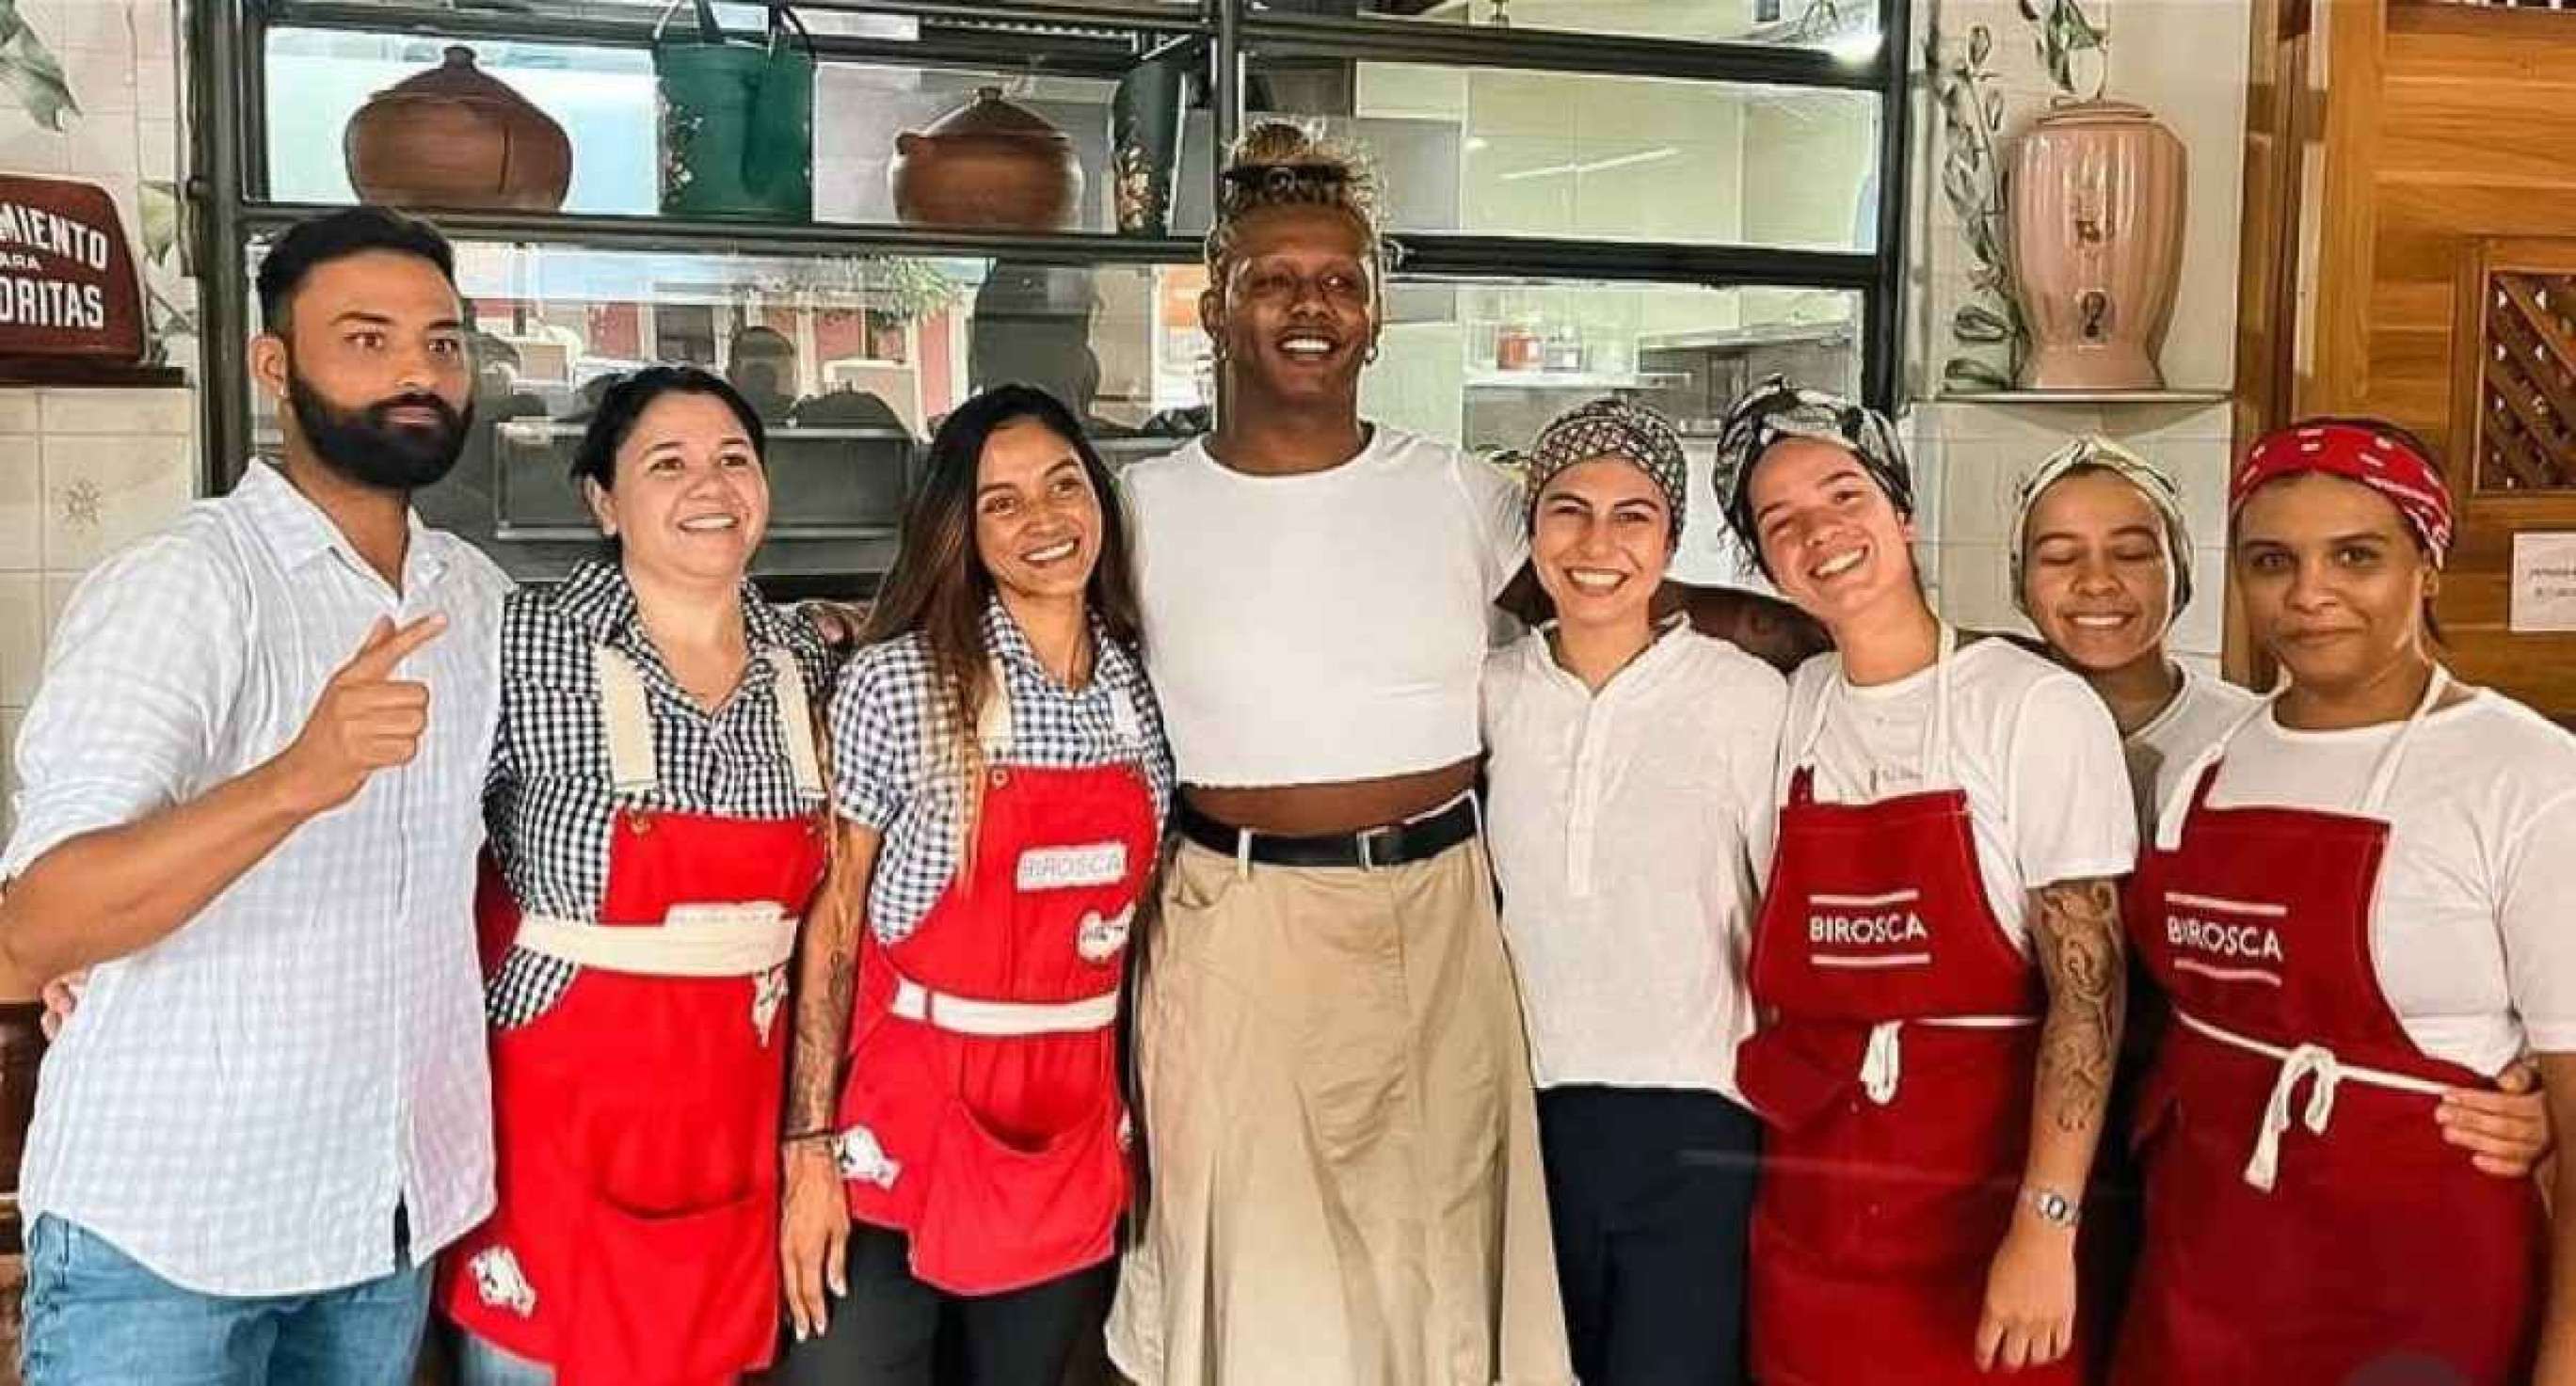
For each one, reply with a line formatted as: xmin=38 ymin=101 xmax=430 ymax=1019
xmin=439 ymin=366 xmax=837 ymax=1385
xmin=775 ymin=384 xmax=1170 ymax=1386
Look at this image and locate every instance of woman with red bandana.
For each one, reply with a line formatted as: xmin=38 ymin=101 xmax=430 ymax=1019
xmin=2116 ymin=418 xmax=2576 ymax=1386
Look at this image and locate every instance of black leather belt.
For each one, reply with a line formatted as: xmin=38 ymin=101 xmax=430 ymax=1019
xmin=1175 ymin=794 xmax=1480 ymax=869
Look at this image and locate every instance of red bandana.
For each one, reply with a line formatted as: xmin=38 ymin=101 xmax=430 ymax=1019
xmin=2231 ymin=421 xmax=2455 ymax=566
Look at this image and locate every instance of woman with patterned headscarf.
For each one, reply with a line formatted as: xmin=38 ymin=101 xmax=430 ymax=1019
xmin=1482 ymin=396 xmax=1784 ymax=1386
xmin=2114 ymin=418 xmax=2570 ymax=1386
xmin=1717 ymin=377 xmax=2133 ymax=1386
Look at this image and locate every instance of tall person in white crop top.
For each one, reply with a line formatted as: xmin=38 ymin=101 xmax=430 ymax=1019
xmin=1104 ymin=122 xmax=1575 ymax=1386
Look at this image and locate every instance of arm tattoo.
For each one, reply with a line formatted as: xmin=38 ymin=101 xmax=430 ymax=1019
xmin=787 ymin=830 xmax=866 ymax=1136
xmin=2030 ymin=877 xmax=2124 ymax=1137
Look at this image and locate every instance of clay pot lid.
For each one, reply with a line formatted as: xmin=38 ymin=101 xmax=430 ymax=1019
xmin=376 ymin=45 xmax=508 ymax=96
xmin=913 ymin=87 xmax=1070 ymax=145
xmin=2032 ymin=99 xmax=2161 ymax=127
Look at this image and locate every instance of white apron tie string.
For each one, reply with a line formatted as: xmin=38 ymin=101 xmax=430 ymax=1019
xmin=2173 ymin=1010 xmax=2453 ymax=1192
xmin=1854 ymin=1015 xmax=2037 ymax=1107
xmin=1861 ymin=1021 xmax=1904 ymax=1106
xmin=2248 ymin=1043 xmax=2344 ymax=1193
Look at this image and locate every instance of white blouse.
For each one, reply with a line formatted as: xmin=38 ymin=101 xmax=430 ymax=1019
xmin=1483 ymin=624 xmax=1785 ymax=1097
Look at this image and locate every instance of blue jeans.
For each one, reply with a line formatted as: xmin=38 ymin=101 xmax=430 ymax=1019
xmin=449 ymin=1328 xmax=554 ymax=1386
xmin=21 ymin=1217 xmax=430 ymax=1386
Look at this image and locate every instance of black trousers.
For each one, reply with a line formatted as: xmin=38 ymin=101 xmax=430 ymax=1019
xmin=1538 ymin=1085 xmax=1763 ymax=1386
xmin=774 ymin=1225 xmax=1113 ymax=1386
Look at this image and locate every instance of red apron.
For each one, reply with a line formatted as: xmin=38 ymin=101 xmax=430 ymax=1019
xmin=833 ymin=670 xmax=1156 ymax=1296
xmin=2115 ymin=671 xmax=2544 ymax=1386
xmin=441 ymin=645 xmax=829 ymax=1386
xmin=1738 ymin=629 xmax=2072 ymax=1386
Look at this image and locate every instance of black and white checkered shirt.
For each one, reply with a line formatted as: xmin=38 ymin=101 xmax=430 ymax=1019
xmin=831 ymin=596 xmax=1173 ymax=945
xmin=483 ymin=560 xmax=835 ymax=1028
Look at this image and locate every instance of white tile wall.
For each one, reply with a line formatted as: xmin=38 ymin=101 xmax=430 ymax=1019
xmin=0 ymin=439 xmax=39 ymax=570
xmin=0 ymin=573 xmax=42 ymax=707
xmin=0 ymin=706 xmax=22 ymax=841
xmin=39 ymin=432 xmax=195 ymax=571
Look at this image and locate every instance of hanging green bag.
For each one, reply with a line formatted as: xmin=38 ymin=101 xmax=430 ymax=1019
xmin=655 ymin=0 xmax=815 ymax=221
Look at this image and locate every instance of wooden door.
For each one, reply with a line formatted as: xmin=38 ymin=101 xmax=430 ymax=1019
xmin=2441 ymin=237 xmax=2576 ymax=716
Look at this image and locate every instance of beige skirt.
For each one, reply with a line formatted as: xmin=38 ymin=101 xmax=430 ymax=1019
xmin=1106 ymin=836 xmax=1574 ymax=1386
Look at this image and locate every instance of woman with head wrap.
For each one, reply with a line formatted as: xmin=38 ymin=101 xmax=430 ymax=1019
xmin=2011 ymin=437 xmax=2256 ymax=836
xmin=2114 ymin=418 xmax=2571 ymax=1386
xmin=1482 ymin=397 xmax=1784 ymax=1386
xmin=1717 ymin=377 xmax=2133 ymax=1384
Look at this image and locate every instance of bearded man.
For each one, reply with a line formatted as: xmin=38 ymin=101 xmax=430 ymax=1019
xmin=0 ymin=206 xmax=508 ymax=1386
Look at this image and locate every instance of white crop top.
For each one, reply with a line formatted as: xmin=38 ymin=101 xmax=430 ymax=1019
xmin=1119 ymin=426 xmax=1527 ymax=788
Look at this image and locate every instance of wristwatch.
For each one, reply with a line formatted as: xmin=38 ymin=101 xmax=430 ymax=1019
xmin=2023 ymin=1185 xmax=2082 ymax=1229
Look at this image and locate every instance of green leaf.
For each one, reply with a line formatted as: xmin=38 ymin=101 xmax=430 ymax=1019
xmin=1944 ymin=356 xmax=2014 ymax=391
xmin=1954 ymin=303 xmax=2012 ymax=343
xmin=1969 ymin=24 xmax=1992 ymax=66
xmin=1982 ymin=88 xmax=2006 ymax=132
xmin=0 ymin=9 xmax=79 ymax=134
xmin=2016 ymin=0 xmax=2042 ymax=24
xmin=140 ymin=179 xmax=183 ymax=263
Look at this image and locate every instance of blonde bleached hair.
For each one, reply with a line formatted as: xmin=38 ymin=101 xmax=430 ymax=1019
xmin=1205 ymin=120 xmax=1394 ymax=296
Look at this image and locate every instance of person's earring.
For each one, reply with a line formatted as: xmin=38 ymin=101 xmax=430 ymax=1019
xmin=1365 ymin=340 xmax=1381 ymax=365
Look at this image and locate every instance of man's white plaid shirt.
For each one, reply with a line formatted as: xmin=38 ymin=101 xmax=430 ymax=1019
xmin=0 ymin=461 xmax=508 ymax=1297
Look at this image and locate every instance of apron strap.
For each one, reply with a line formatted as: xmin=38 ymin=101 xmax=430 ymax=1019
xmin=763 ymin=645 xmax=825 ymax=801
xmin=976 ymin=656 xmax=1014 ymax=756
xmin=593 ymin=645 xmax=658 ymax=798
xmin=2358 ymin=665 xmax=2451 ymax=815
xmin=2160 ymin=664 xmax=2454 ymax=847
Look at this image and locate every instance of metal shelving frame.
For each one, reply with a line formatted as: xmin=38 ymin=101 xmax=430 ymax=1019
xmin=187 ymin=0 xmax=1912 ymax=491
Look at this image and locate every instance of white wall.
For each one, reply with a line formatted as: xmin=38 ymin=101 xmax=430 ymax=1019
xmin=0 ymin=0 xmax=200 ymax=839
xmin=1912 ymin=0 xmax=2251 ymax=669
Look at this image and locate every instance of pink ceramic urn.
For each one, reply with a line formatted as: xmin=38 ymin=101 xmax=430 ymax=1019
xmin=2008 ymin=101 xmax=2187 ymax=391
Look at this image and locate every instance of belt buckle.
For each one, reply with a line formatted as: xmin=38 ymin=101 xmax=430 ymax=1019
xmin=1355 ymin=822 xmax=1400 ymax=871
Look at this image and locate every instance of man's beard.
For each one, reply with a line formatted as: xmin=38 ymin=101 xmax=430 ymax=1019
xmin=285 ymin=365 xmax=472 ymax=492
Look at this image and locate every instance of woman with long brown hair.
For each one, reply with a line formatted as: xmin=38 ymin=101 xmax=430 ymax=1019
xmin=776 ymin=384 xmax=1171 ymax=1385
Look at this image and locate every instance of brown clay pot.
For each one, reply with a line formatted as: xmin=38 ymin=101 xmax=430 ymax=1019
xmin=344 ymin=46 xmax=572 ymax=213
xmin=888 ymin=88 xmax=1083 ymax=231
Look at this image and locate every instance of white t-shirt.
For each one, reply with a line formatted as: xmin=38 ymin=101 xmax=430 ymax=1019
xmin=2126 ymin=665 xmax=2261 ymax=841
xmin=1121 ymin=426 xmax=1527 ymax=787
xmin=1483 ymin=624 xmax=1786 ymax=1098
xmin=1780 ymin=636 xmax=2137 ymax=949
xmin=2193 ymin=690 xmax=2576 ymax=1074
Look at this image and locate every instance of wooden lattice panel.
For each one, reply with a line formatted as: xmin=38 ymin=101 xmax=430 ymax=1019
xmin=2474 ymin=269 xmax=2576 ymax=493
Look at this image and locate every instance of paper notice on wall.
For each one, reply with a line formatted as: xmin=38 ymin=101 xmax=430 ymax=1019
xmin=2510 ymin=534 xmax=2576 ymax=633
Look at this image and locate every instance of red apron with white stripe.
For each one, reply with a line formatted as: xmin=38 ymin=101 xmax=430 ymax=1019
xmin=832 ymin=676 xmax=1156 ymax=1296
xmin=440 ymin=645 xmax=829 ymax=1386
xmin=1737 ymin=630 xmax=2072 ymax=1386
xmin=2115 ymin=671 xmax=2543 ymax=1386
